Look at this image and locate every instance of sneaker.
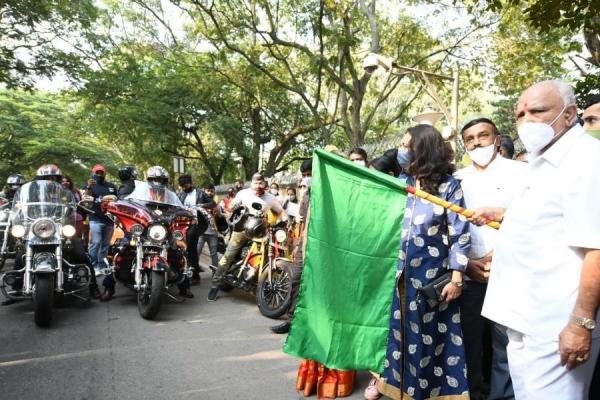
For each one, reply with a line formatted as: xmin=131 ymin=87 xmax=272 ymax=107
xmin=364 ymin=377 xmax=381 ymax=400
xmin=90 ymin=284 xmax=102 ymax=300
xmin=207 ymin=286 xmax=219 ymax=302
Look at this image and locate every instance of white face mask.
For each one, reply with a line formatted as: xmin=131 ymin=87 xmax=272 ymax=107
xmin=352 ymin=160 xmax=366 ymax=167
xmin=270 ymin=189 xmax=278 ymax=195
xmin=517 ymin=106 xmax=566 ymax=157
xmin=299 ymin=189 xmax=307 ymax=198
xmin=466 ymin=139 xmax=497 ymax=167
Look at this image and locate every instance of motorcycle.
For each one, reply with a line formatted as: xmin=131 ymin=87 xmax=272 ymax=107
xmin=213 ymin=203 xmax=293 ymax=319
xmin=0 ymin=180 xmax=93 ymax=327
xmin=0 ymin=198 xmax=17 ymax=271
xmin=104 ymin=197 xmax=195 ymax=320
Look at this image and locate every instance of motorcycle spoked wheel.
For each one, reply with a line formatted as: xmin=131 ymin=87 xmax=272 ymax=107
xmin=137 ymin=270 xmax=165 ymax=320
xmin=256 ymin=261 xmax=293 ymax=319
xmin=33 ymin=274 xmax=55 ymax=327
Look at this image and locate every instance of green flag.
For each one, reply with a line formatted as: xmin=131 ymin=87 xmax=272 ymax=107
xmin=283 ymin=148 xmax=408 ymax=373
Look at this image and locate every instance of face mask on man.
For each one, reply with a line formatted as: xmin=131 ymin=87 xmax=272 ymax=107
xmin=92 ymin=174 xmax=105 ymax=184
xmin=517 ymin=106 xmax=566 ymax=157
xmin=254 ymin=187 xmax=265 ymax=196
xmin=353 ymin=160 xmax=366 ymax=167
xmin=466 ymin=138 xmax=498 ymax=167
xmin=299 ymin=189 xmax=307 ymax=198
xmin=397 ymin=149 xmax=412 ymax=169
xmin=586 ymin=129 xmax=600 ymax=141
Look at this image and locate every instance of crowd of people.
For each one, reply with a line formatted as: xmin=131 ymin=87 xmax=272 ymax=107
xmin=1 ymin=80 xmax=599 ymax=399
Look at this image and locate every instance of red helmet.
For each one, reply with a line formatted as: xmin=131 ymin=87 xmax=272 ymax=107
xmin=36 ymin=164 xmax=62 ymax=181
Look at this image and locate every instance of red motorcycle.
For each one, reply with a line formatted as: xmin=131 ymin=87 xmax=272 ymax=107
xmin=104 ymin=198 xmax=195 ymax=319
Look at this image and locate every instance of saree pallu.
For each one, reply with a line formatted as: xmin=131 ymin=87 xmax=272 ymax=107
xmin=296 ymin=359 xmax=356 ymax=399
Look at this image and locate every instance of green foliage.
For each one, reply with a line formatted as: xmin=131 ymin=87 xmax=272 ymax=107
xmin=0 ymin=89 xmax=120 ymax=186
xmin=0 ymin=0 xmax=99 ymax=89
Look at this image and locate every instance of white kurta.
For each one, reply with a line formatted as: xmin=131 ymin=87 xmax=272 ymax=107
xmin=482 ymin=124 xmax=600 ymax=340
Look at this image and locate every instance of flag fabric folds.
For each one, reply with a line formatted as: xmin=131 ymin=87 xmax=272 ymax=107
xmin=283 ymin=148 xmax=408 ymax=373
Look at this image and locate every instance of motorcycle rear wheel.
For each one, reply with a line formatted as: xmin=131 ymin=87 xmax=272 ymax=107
xmin=33 ymin=274 xmax=54 ymax=327
xmin=256 ymin=260 xmax=293 ymax=319
xmin=137 ymin=270 xmax=165 ymax=320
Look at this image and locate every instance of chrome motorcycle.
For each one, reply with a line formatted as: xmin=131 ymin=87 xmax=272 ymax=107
xmin=0 ymin=181 xmax=92 ymax=326
xmin=0 ymin=198 xmax=17 ymax=271
xmin=105 ymin=198 xmax=195 ymax=319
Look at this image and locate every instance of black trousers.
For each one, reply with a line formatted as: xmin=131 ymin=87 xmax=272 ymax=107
xmin=186 ymin=225 xmax=202 ymax=279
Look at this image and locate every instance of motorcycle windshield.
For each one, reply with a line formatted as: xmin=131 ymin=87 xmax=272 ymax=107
xmin=11 ymin=180 xmax=75 ymax=227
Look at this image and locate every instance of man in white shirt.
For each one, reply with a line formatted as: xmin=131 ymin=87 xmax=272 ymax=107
xmin=456 ymin=118 xmax=527 ymax=400
xmin=474 ymin=81 xmax=600 ymax=399
xmin=207 ymin=173 xmax=288 ymax=302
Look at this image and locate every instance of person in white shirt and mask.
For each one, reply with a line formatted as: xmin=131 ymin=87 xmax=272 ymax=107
xmin=472 ymin=81 xmax=600 ymax=399
xmin=455 ymin=118 xmax=527 ymax=400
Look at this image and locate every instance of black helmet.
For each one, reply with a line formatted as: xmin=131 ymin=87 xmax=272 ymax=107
xmin=35 ymin=164 xmax=62 ymax=181
xmin=6 ymin=174 xmax=26 ymax=192
xmin=118 ymin=165 xmax=138 ymax=182
xmin=146 ymin=166 xmax=169 ymax=190
xmin=228 ymin=206 xmax=248 ymax=232
xmin=178 ymin=174 xmax=192 ymax=187
xmin=243 ymin=216 xmax=267 ymax=237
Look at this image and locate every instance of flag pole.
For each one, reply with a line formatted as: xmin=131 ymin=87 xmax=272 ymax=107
xmin=403 ymin=184 xmax=500 ymax=230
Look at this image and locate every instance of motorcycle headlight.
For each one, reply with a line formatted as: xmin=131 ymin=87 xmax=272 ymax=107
xmin=172 ymin=230 xmax=184 ymax=241
xmin=32 ymin=219 xmax=56 ymax=239
xmin=148 ymin=224 xmax=167 ymax=241
xmin=62 ymin=225 xmax=76 ymax=238
xmin=131 ymin=224 xmax=144 ymax=237
xmin=11 ymin=225 xmax=25 ymax=238
xmin=275 ymin=229 xmax=288 ymax=243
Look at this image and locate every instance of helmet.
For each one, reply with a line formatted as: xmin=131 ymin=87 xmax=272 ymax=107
xmin=6 ymin=174 xmax=26 ymax=191
xmin=118 ymin=165 xmax=138 ymax=182
xmin=36 ymin=164 xmax=62 ymax=181
xmin=244 ymin=216 xmax=267 ymax=237
xmin=228 ymin=205 xmax=248 ymax=232
xmin=146 ymin=166 xmax=169 ymax=190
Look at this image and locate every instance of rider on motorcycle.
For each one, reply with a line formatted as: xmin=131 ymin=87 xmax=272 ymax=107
xmin=0 ymin=174 xmax=26 ymax=204
xmin=1 ymin=165 xmax=101 ymax=306
xmin=117 ymin=165 xmax=138 ymax=200
xmin=207 ymin=173 xmax=289 ymax=302
xmin=100 ymin=166 xmax=195 ymax=301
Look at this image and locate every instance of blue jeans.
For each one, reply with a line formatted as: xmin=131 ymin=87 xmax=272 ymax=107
xmin=197 ymin=234 xmax=219 ymax=267
xmin=88 ymin=220 xmax=114 ymax=271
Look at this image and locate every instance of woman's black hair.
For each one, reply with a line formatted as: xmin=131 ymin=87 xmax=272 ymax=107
xmin=406 ymin=124 xmax=454 ymax=194
xmin=369 ymin=153 xmax=402 ymax=177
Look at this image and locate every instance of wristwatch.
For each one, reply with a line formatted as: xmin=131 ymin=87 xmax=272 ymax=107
xmin=571 ymin=314 xmax=597 ymax=330
xmin=451 ymin=280 xmax=464 ymax=288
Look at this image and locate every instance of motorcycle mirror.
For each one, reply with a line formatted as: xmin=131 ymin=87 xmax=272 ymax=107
xmin=251 ymin=202 xmax=262 ymax=211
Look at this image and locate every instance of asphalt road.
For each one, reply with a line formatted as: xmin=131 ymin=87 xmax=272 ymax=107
xmin=0 ymin=255 xmax=372 ymax=400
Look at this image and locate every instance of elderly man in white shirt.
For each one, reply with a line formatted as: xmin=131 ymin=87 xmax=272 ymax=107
xmin=473 ymin=80 xmax=600 ymax=399
xmin=455 ymin=118 xmax=527 ymax=400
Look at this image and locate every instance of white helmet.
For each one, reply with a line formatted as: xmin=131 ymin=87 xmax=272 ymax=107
xmin=146 ymin=166 xmax=169 ymax=190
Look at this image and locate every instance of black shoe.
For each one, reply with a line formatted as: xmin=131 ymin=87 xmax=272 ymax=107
xmin=179 ymin=288 xmax=194 ymax=299
xmin=207 ymin=286 xmax=219 ymax=302
xmin=270 ymin=321 xmax=291 ymax=334
xmin=100 ymin=288 xmax=115 ymax=302
xmin=1 ymin=298 xmax=21 ymax=306
xmin=90 ymin=284 xmax=101 ymax=300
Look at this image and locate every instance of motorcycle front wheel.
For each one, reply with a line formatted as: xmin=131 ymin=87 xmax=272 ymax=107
xmin=33 ymin=274 xmax=54 ymax=327
xmin=256 ymin=260 xmax=293 ymax=319
xmin=137 ymin=270 xmax=165 ymax=320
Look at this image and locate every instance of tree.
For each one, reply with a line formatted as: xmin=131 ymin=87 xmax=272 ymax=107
xmin=0 ymin=89 xmax=120 ymax=184
xmin=0 ymin=0 xmax=101 ymax=89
